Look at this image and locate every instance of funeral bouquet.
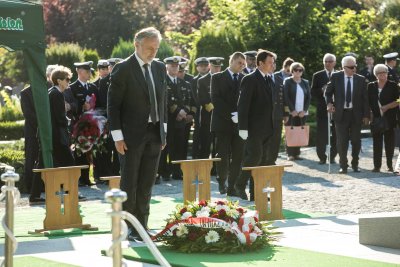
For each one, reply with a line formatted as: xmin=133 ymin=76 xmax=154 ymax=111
xmin=71 ymin=113 xmax=107 ymax=157
xmin=152 ymin=200 xmax=277 ymax=253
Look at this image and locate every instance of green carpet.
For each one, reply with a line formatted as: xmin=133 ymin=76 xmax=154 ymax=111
xmin=121 ymin=245 xmax=396 ymax=267
xmin=0 ymin=196 xmax=328 ymax=242
xmin=14 ymin=256 xmax=78 ymax=267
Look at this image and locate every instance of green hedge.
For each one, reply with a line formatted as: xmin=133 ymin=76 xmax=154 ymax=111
xmin=0 ymin=149 xmax=25 ymax=192
xmin=0 ymin=121 xmax=24 ymax=140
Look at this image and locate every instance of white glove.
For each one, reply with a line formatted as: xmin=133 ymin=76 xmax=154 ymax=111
xmin=239 ymin=130 xmax=248 ymax=140
xmin=231 ymin=112 xmax=238 ymax=124
xmin=163 ymin=123 xmax=167 ymax=133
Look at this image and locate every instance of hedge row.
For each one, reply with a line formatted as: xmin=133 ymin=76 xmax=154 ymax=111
xmin=0 ymin=121 xmax=24 ymax=140
xmin=0 ymin=149 xmax=26 ymax=192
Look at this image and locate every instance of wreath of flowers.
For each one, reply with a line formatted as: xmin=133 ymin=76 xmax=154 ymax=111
xmin=152 ymin=200 xmax=277 ymax=253
xmin=71 ymin=113 xmax=107 ymax=157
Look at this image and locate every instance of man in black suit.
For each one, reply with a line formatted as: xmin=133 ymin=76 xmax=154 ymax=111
xmin=108 ymin=27 xmax=167 ymax=240
xmin=359 ymin=55 xmax=376 ymax=83
xmin=198 ymin=57 xmax=224 ymax=160
xmin=235 ymin=50 xmax=276 ymax=200
xmin=311 ymin=53 xmax=337 ymax=165
xmin=325 ymin=55 xmax=369 ymax=174
xmin=68 ymin=61 xmax=99 ymax=186
xmin=242 ymin=51 xmax=257 ymax=74
xmin=190 ymin=57 xmax=210 ymax=159
xmin=211 ymin=53 xmax=245 ymax=196
xmin=384 ymin=52 xmax=399 ymax=84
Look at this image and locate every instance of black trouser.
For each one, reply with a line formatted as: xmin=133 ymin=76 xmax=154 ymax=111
xmin=372 ymin=127 xmax=395 ymax=169
xmin=236 ymin=133 xmax=271 ymax=190
xmin=75 ymin=152 xmax=90 ymax=184
xmin=170 ymin=125 xmax=187 ymax=178
xmin=316 ymin=111 xmax=337 ymax=162
xmin=120 ymin=123 xmax=161 ymax=229
xmin=265 ymin=120 xmax=283 ymax=165
xmin=335 ymin=110 xmax=362 ymax=169
xmin=215 ymin=131 xmax=244 ymax=190
xmin=24 ymin=132 xmax=39 ymax=193
xmin=286 ymin=116 xmax=306 ymax=157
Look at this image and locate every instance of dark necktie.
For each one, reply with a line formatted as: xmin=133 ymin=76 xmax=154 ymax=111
xmin=233 ymin=73 xmax=239 ymax=91
xmin=265 ymin=75 xmax=273 ymax=88
xmin=328 ymin=72 xmax=331 ymax=79
xmin=143 ymin=63 xmax=157 ymax=123
xmin=346 ymin=77 xmax=351 ymax=108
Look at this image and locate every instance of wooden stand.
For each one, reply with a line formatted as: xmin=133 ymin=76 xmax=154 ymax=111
xmin=172 ymin=158 xmax=221 ymax=203
xmin=29 ymin=165 xmax=98 ymax=234
xmin=242 ymin=164 xmax=291 ymax=221
xmin=100 ymin=176 xmax=121 ymax=189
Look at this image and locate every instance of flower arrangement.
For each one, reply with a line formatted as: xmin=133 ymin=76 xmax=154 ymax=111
xmin=153 ymin=200 xmax=277 ymax=253
xmin=71 ymin=113 xmax=107 ymax=157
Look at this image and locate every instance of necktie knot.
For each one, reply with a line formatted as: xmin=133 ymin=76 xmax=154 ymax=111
xmin=233 ymin=73 xmax=238 ymax=80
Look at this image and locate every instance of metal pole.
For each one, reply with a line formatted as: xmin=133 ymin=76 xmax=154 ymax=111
xmin=105 ymin=189 xmax=127 ymax=267
xmin=327 ymin=112 xmax=332 ymax=174
xmin=1 ymin=169 xmax=20 ymax=267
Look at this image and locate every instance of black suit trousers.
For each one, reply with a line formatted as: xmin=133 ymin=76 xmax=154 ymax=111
xmin=120 ymin=123 xmax=161 ymax=228
xmin=372 ymin=127 xmax=395 ymax=169
xmin=316 ymin=110 xmax=337 ymax=161
xmin=215 ymin=131 xmax=244 ymax=190
xmin=335 ymin=110 xmax=362 ymax=169
xmin=265 ymin=120 xmax=283 ymax=165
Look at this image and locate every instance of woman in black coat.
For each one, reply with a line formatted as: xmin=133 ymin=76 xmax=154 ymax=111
xmin=283 ymin=62 xmax=311 ymax=160
xmin=368 ymin=64 xmax=399 ymax=172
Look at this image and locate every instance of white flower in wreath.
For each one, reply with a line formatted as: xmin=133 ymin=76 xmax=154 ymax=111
xmin=253 ymin=226 xmax=262 ymax=235
xmin=222 ymin=225 xmax=233 ymax=233
xmin=208 ymin=202 xmax=217 ymax=208
xmin=237 ymin=232 xmax=247 ymax=244
xmin=215 ymin=205 xmax=230 ymax=212
xmin=201 ymin=206 xmax=211 ymax=213
xmin=226 ymin=209 xmax=239 ymax=219
xmin=181 ymin=211 xmax=193 ymax=220
xmin=176 ymin=224 xmax=188 ymax=237
xmin=196 ymin=210 xmax=210 ymax=218
xmin=205 ymin=230 xmax=220 ymax=243
xmin=249 ymin=233 xmax=258 ymax=243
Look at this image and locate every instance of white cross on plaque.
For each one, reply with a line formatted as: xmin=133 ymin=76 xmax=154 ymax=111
xmin=55 ymin=184 xmax=69 ymax=214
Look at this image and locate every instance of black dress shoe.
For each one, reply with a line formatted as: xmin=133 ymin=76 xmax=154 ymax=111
xmin=318 ymin=160 xmax=326 ymax=165
xmin=227 ymin=189 xmax=237 ymax=197
xmin=29 ymin=197 xmax=45 ymax=205
xmin=218 ymin=183 xmax=227 ymax=194
xmin=352 ymin=167 xmax=360 ymax=173
xmin=127 ymin=229 xmax=140 ymax=241
xmin=155 ymin=176 xmax=161 ymax=184
xmin=387 ymin=167 xmax=394 ymax=172
xmin=339 ymin=168 xmax=347 ymax=174
xmin=94 ymin=179 xmax=106 ymax=185
xmin=234 ymin=186 xmax=248 ymax=200
xmin=295 ymin=156 xmax=303 ymax=160
xmin=79 ymin=180 xmax=96 ymax=187
xmin=371 ymin=168 xmax=380 ymax=173
xmin=78 ymin=194 xmax=87 ymax=201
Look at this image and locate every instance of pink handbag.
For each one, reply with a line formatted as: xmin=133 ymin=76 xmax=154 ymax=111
xmin=285 ymin=124 xmax=310 ymax=147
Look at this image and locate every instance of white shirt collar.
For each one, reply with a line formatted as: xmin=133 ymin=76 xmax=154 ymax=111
xmin=135 ymin=53 xmax=152 ymax=68
xmin=167 ymin=74 xmax=177 ymax=82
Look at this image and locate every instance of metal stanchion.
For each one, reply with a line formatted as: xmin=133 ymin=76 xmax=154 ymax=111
xmin=0 ymin=168 xmax=20 ymax=267
xmin=327 ymin=112 xmax=332 ymax=174
xmin=105 ymin=189 xmax=170 ymax=267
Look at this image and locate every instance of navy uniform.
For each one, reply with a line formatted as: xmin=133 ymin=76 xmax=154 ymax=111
xmin=68 ymin=61 xmax=99 ymax=186
xmin=242 ymin=51 xmax=257 ymax=75
xmin=93 ymin=59 xmax=110 ymax=90
xmin=384 ymin=52 xmax=399 ymax=84
xmin=191 ymin=57 xmax=210 ymax=159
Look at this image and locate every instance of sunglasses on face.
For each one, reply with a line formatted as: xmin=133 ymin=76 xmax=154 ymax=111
xmin=325 ymin=60 xmax=334 ymax=63
xmin=376 ymin=72 xmax=388 ymax=75
xmin=293 ymin=68 xmax=303 ymax=72
xmin=344 ymin=66 xmax=356 ymax=70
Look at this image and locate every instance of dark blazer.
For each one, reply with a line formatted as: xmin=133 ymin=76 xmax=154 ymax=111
xmin=197 ymin=73 xmax=212 ymax=106
xmin=325 ymin=71 xmax=369 ymax=123
xmin=97 ymin=74 xmax=111 ymax=110
xmin=387 ymin=65 xmax=399 ymax=84
xmin=68 ymin=79 xmax=99 ymax=118
xmin=20 ymin=86 xmax=37 ymax=133
xmin=360 ymin=67 xmax=376 ymax=83
xmin=48 ymin=86 xmax=70 ymax=147
xmin=311 ymin=69 xmax=331 ymax=114
xmin=190 ymin=74 xmax=202 ymax=105
xmin=283 ymin=77 xmax=311 ymax=113
xmin=272 ymin=73 xmax=285 ymax=122
xmin=107 ymin=54 xmax=167 ymax=148
xmin=368 ymin=80 xmax=399 ymax=128
xmin=238 ymin=69 xmax=273 ymax=137
xmin=211 ymin=69 xmax=244 ymax=133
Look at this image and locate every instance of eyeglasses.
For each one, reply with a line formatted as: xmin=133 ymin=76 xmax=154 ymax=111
xmin=324 ymin=60 xmax=334 ymax=63
xmin=344 ymin=66 xmax=357 ymax=70
xmin=293 ymin=68 xmax=303 ymax=72
xmin=376 ymin=72 xmax=388 ymax=75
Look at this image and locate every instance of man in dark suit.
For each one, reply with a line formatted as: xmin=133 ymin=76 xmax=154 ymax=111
xmin=384 ymin=52 xmax=399 ymax=84
xmin=242 ymin=51 xmax=257 ymax=74
xmin=190 ymin=57 xmax=210 ymax=159
xmin=235 ymin=50 xmax=276 ymax=200
xmin=211 ymin=53 xmax=245 ymax=196
xmin=68 ymin=61 xmax=99 ymax=186
xmin=108 ymin=27 xmax=167 ymax=241
xmin=198 ymin=57 xmax=224 ymax=160
xmin=359 ymin=55 xmax=376 ymax=83
xmin=325 ymin=55 xmax=369 ymax=174
xmin=311 ymin=53 xmax=337 ymax=165
xmin=93 ymin=60 xmax=110 ymax=89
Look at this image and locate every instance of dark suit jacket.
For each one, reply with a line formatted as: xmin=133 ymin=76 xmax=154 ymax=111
xmin=272 ymin=73 xmax=285 ymax=122
xmin=283 ymin=77 xmax=311 ymax=114
xmin=107 ymin=54 xmax=167 ymax=148
xmin=360 ymin=67 xmax=376 ymax=83
xmin=20 ymin=86 xmax=37 ymax=133
xmin=325 ymin=71 xmax=369 ymax=123
xmin=190 ymin=74 xmax=202 ymax=105
xmin=48 ymin=87 xmax=70 ymax=147
xmin=238 ymin=69 xmax=273 ymax=137
xmin=387 ymin=65 xmax=399 ymax=84
xmin=368 ymin=80 xmax=399 ymax=128
xmin=97 ymin=74 xmax=111 ymax=110
xmin=311 ymin=69 xmax=331 ymax=115
xmin=211 ymin=69 xmax=244 ymax=133
xmin=68 ymin=80 xmax=99 ymax=118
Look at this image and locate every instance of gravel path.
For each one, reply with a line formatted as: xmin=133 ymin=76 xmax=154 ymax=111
xmin=8 ymin=138 xmax=400 ymax=216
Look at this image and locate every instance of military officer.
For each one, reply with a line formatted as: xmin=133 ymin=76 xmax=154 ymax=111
xmin=197 ymin=57 xmax=224 ymax=159
xmin=93 ymin=59 xmax=110 ymax=89
xmin=242 ymin=51 xmax=257 ymax=74
xmin=360 ymin=55 xmax=376 ymax=83
xmin=384 ymin=52 xmax=399 ymax=84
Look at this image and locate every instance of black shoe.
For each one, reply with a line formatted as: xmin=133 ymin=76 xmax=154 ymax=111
xmin=295 ymin=156 xmax=303 ymax=160
xmin=387 ymin=167 xmax=394 ymax=172
xmin=371 ymin=168 xmax=380 ymax=173
xmin=172 ymin=175 xmax=183 ymax=180
xmin=234 ymin=186 xmax=248 ymax=200
xmin=79 ymin=181 xmax=96 ymax=187
xmin=155 ymin=176 xmax=161 ymax=184
xmin=94 ymin=179 xmax=105 ymax=185
xmin=339 ymin=168 xmax=347 ymax=174
xmin=127 ymin=229 xmax=140 ymax=241
xmin=29 ymin=197 xmax=45 ymax=205
xmin=218 ymin=182 xmax=227 ymax=194
xmin=352 ymin=167 xmax=360 ymax=173
xmin=162 ymin=175 xmax=171 ymax=181
xmin=227 ymin=189 xmax=237 ymax=197
xmin=78 ymin=194 xmax=87 ymax=201
xmin=318 ymin=160 xmax=326 ymax=165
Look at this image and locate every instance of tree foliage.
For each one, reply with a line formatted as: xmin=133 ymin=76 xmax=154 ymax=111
xmin=46 ymin=43 xmax=84 ymax=79
xmin=110 ymin=39 xmax=174 ymax=61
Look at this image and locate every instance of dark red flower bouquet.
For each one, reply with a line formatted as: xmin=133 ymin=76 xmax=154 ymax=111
xmin=71 ymin=113 xmax=107 ymax=157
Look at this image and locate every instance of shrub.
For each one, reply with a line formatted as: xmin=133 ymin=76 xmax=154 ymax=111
xmin=0 ymin=149 xmax=25 ymax=192
xmin=0 ymin=121 xmax=24 ymax=140
xmin=0 ymin=140 xmax=24 ymax=151
xmin=46 ymin=43 xmax=85 ymax=79
xmin=0 ymin=91 xmax=24 ymax=122
xmin=83 ymin=48 xmax=100 ymax=66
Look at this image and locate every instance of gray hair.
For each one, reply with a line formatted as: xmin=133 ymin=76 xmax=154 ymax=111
xmin=323 ymin=53 xmax=336 ymax=63
xmin=341 ymin=56 xmax=356 ymax=67
xmin=134 ymin=27 xmax=162 ymax=43
xmin=46 ymin=64 xmax=59 ymax=78
xmin=373 ymin=64 xmax=388 ymax=77
xmin=289 ymin=62 xmax=305 ymax=73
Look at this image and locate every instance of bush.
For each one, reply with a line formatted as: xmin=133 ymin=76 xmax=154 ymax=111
xmin=0 ymin=91 xmax=24 ymax=122
xmin=46 ymin=43 xmax=85 ymax=79
xmin=0 ymin=48 xmax=29 ymax=86
xmin=83 ymin=48 xmax=100 ymax=66
xmin=0 ymin=121 xmax=24 ymax=140
xmin=110 ymin=38 xmax=174 ymax=61
xmin=0 ymin=149 xmax=25 ymax=192
xmin=0 ymin=140 xmax=24 ymax=151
